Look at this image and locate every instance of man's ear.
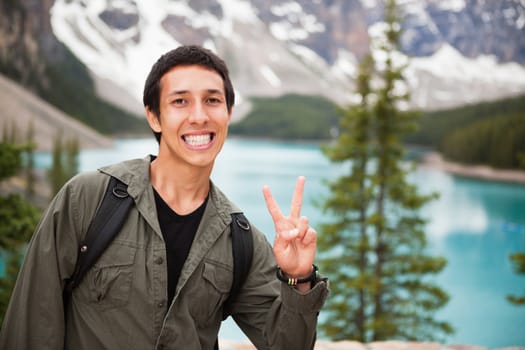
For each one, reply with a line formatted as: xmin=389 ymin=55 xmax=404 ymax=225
xmin=145 ymin=107 xmax=161 ymax=132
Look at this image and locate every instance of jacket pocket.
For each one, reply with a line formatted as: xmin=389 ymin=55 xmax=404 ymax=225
xmin=203 ymin=261 xmax=231 ymax=293
xmin=78 ymin=241 xmax=137 ymax=311
xmin=190 ymin=260 xmax=232 ymax=326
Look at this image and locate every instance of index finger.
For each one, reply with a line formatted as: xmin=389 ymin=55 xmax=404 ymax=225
xmin=263 ymin=185 xmax=284 ymax=222
xmin=290 ymin=176 xmax=305 ymax=219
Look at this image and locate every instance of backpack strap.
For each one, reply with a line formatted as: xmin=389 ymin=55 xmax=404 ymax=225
xmin=64 ymin=176 xmax=134 ymax=298
xmin=222 ymin=212 xmax=254 ymax=319
xmin=215 ymin=212 xmax=254 ymax=350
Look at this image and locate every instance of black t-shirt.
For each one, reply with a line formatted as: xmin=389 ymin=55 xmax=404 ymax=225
xmin=153 ymin=188 xmax=208 ymax=306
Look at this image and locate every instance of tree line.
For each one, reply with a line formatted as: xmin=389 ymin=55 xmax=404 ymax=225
xmin=232 ymin=84 xmax=525 ymax=172
xmin=406 ymin=94 xmax=525 ymax=170
xmin=229 ymin=93 xmax=341 ymax=140
xmin=439 ymin=112 xmax=525 ymax=169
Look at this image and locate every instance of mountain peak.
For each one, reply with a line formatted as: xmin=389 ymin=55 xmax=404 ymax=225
xmin=49 ymin=0 xmax=525 ymax=114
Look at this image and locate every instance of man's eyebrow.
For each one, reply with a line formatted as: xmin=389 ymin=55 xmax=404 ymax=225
xmin=167 ymin=89 xmax=224 ymax=96
xmin=167 ymin=89 xmax=189 ymax=96
xmin=205 ymin=89 xmax=225 ymax=95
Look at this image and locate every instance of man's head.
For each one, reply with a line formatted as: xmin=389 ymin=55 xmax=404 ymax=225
xmin=143 ymin=45 xmax=235 ymax=143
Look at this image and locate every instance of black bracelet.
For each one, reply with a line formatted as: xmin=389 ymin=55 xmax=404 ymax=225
xmin=276 ymin=264 xmax=318 ymax=286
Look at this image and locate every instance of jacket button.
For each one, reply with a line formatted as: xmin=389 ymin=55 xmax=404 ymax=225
xmin=158 ymin=301 xmax=165 ymax=308
xmin=154 ymin=257 xmax=163 ymax=264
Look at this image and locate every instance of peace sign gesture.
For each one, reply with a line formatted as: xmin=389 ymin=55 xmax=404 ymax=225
xmin=263 ymin=176 xmax=317 ymax=284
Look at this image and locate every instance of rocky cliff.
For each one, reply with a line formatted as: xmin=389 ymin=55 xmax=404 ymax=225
xmin=0 ymin=0 xmax=147 ymax=141
xmin=0 ymin=0 xmax=69 ymax=91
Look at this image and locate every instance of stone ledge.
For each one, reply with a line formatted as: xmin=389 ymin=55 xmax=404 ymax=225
xmin=218 ymin=340 xmax=525 ymax=350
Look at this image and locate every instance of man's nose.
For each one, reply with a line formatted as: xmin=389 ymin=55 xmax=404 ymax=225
xmin=188 ymin=102 xmax=209 ymax=123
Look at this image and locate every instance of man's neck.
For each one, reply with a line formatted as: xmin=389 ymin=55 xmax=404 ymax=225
xmin=149 ymin=158 xmax=211 ymax=215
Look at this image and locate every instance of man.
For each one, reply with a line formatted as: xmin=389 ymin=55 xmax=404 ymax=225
xmin=0 ymin=45 xmax=329 ymax=349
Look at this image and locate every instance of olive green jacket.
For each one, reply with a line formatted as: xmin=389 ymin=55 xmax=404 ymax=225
xmin=0 ymin=156 xmax=328 ymax=350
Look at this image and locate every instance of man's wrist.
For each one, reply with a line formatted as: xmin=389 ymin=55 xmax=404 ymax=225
xmin=276 ymin=264 xmax=319 ymax=286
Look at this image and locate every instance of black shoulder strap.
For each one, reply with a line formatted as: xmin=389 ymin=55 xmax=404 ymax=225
xmin=64 ymin=176 xmax=134 ymax=297
xmin=215 ymin=212 xmax=254 ymax=350
xmin=222 ymin=212 xmax=254 ymax=319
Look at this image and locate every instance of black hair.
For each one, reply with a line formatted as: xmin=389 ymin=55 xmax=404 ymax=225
xmin=142 ymin=45 xmax=235 ymax=143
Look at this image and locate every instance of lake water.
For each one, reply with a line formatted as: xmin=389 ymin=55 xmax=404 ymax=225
xmin=37 ymin=138 xmax=525 ymax=348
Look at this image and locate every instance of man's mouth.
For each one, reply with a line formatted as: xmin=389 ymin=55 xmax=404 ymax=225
xmin=182 ymin=133 xmax=215 ymax=147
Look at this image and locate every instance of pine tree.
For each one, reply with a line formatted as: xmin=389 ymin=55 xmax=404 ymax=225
xmin=47 ymin=132 xmax=79 ymax=196
xmin=65 ymin=137 xmax=79 ymax=180
xmin=24 ymin=121 xmax=36 ymax=199
xmin=320 ymin=53 xmax=376 ymax=341
xmin=0 ymin=141 xmax=40 ymax=323
xmin=47 ymin=132 xmax=66 ymax=196
xmin=318 ymin=0 xmax=452 ymax=342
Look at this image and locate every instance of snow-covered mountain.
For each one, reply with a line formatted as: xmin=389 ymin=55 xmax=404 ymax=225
xmin=49 ymin=0 xmax=525 ymax=116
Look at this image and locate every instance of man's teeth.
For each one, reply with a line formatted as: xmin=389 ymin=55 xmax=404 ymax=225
xmin=184 ymin=134 xmax=211 ymax=146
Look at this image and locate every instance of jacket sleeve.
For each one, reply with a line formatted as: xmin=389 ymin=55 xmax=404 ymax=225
xmin=230 ymin=226 xmax=329 ymax=350
xmin=0 ymin=173 xmax=104 ymax=349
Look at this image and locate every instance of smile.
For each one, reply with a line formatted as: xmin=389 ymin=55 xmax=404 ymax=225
xmin=183 ymin=133 xmax=215 ymax=147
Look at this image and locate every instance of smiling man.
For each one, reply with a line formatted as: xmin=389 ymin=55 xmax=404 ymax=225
xmin=0 ymin=45 xmax=329 ymax=350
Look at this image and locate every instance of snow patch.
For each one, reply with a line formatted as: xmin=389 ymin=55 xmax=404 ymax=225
xmin=269 ymin=1 xmax=324 ymax=41
xmin=51 ymin=0 xmax=181 ymax=101
xmin=432 ymin=0 xmax=466 ymax=13
xmin=409 ymin=44 xmax=525 ymax=84
xmin=270 ymin=22 xmax=308 ymax=41
xmin=217 ymin=0 xmax=258 ymax=24
xmin=405 ymin=43 xmax=525 ymax=109
xmin=259 ymin=65 xmax=282 ymax=87
xmin=271 ymin=2 xmax=302 ymax=17
xmin=360 ymin=0 xmax=378 ymax=9
xmin=331 ymin=49 xmax=358 ymax=79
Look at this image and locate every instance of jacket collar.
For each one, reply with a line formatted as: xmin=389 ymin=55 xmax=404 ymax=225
xmin=97 ymin=155 xmax=240 ymax=232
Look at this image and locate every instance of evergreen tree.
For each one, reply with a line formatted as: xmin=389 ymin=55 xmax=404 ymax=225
xmin=0 ymin=141 xmax=40 ymax=324
xmin=318 ymin=0 xmax=452 ymax=342
xmin=320 ymin=53 xmax=376 ymax=341
xmin=2 ymin=120 xmax=18 ymax=145
xmin=24 ymin=122 xmax=36 ymax=199
xmin=47 ymin=132 xmax=65 ymax=195
xmin=47 ymin=132 xmax=79 ymax=196
xmin=65 ymin=137 xmax=79 ymax=180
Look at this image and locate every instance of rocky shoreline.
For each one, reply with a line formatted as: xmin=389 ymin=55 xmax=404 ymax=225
xmin=420 ymin=152 xmax=525 ymax=185
xmin=218 ymin=340 xmax=524 ymax=350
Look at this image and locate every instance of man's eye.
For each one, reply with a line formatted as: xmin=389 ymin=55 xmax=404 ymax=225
xmin=172 ymin=98 xmax=186 ymax=105
xmin=207 ymin=97 xmax=221 ymax=104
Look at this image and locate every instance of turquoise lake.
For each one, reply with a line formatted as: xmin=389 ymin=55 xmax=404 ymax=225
xmin=30 ymin=137 xmax=525 ymax=347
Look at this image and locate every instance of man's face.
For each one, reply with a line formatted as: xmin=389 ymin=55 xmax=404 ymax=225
xmin=146 ymin=65 xmax=232 ymax=170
